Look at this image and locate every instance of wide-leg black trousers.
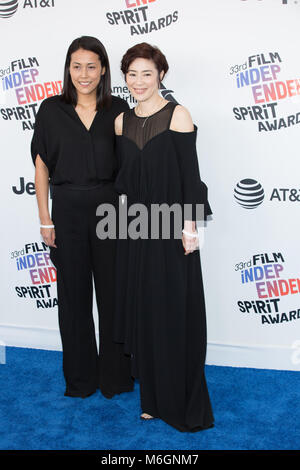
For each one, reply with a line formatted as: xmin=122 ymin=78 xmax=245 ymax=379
xmin=50 ymin=182 xmax=133 ymax=398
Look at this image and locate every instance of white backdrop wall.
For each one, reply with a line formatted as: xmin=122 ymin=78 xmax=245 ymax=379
xmin=1 ymin=0 xmax=300 ymax=371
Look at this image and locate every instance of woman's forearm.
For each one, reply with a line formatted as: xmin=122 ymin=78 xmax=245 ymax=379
xmin=34 ymin=155 xmax=52 ymax=224
xmin=184 ymin=220 xmax=196 ymax=232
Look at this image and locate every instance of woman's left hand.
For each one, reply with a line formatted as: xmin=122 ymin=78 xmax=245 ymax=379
xmin=182 ymin=221 xmax=199 ymax=255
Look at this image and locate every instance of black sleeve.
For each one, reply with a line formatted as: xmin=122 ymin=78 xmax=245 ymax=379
xmin=112 ymin=97 xmax=129 ymax=173
xmin=172 ymin=127 xmax=212 ymax=221
xmin=114 ymin=137 xmax=123 ymax=193
xmin=112 ymin=95 xmax=130 ymax=116
xmin=30 ymin=100 xmax=52 ymax=176
xmin=119 ymin=99 xmax=130 ymax=113
xmin=115 ymin=136 xmax=122 ymax=174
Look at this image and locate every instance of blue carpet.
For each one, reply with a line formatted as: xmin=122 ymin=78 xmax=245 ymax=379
xmin=0 ymin=347 xmax=299 ymax=450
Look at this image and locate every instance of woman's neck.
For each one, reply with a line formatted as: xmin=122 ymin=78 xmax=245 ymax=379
xmin=76 ymin=92 xmax=97 ymax=109
xmin=136 ymin=94 xmax=166 ymax=117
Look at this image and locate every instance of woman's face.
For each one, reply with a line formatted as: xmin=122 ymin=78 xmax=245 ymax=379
xmin=69 ymin=48 xmax=105 ymax=99
xmin=126 ymin=57 xmax=163 ymax=103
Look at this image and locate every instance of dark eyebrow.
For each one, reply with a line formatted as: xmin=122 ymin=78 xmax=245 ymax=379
xmin=128 ymin=69 xmax=154 ymax=73
xmin=72 ymin=61 xmax=97 ymax=65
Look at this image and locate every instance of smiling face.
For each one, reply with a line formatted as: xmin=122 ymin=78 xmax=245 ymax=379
xmin=69 ymin=48 xmax=105 ymax=99
xmin=125 ymin=57 xmax=164 ymax=103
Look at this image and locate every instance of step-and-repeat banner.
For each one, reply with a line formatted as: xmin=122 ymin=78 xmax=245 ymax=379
xmin=0 ymin=0 xmax=299 ymax=370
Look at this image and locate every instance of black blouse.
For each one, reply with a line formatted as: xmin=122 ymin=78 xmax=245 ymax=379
xmin=31 ymin=95 xmax=129 ymax=186
xmin=115 ymin=103 xmax=212 ymax=221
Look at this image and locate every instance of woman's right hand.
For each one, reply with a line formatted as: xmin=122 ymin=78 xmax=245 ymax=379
xmin=40 ymin=224 xmax=57 ymax=248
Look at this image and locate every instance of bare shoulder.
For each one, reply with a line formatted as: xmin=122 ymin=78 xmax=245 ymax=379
xmin=170 ymin=105 xmax=194 ymax=132
xmin=114 ymin=112 xmax=124 ymax=135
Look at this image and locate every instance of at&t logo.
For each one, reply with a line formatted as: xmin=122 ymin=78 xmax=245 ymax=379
xmin=0 ymin=0 xmax=18 ymax=18
xmin=0 ymin=0 xmax=55 ymax=19
xmin=234 ymin=178 xmax=265 ymax=209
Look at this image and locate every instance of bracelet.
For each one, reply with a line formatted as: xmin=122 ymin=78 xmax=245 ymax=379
xmin=40 ymin=224 xmax=55 ymax=228
xmin=182 ymin=229 xmax=198 ymax=238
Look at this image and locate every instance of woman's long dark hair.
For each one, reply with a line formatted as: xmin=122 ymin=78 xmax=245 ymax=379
xmin=61 ymin=36 xmax=112 ymax=110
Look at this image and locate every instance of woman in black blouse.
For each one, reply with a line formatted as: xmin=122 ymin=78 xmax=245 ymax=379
xmin=31 ymin=36 xmax=133 ymax=399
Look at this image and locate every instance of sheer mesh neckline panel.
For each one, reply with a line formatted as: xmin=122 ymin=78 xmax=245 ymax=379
xmin=122 ymin=102 xmax=177 ymax=150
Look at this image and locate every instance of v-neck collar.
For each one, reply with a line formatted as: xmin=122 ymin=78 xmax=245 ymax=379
xmin=71 ymin=106 xmax=98 ymax=132
xmin=58 ymin=98 xmax=99 ymax=132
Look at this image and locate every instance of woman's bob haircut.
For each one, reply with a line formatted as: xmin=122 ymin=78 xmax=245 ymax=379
xmin=61 ymin=36 xmax=112 ymax=110
xmin=121 ymin=42 xmax=169 ymax=82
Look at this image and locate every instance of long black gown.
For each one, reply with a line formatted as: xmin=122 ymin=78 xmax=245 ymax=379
xmin=114 ymin=102 xmax=214 ymax=432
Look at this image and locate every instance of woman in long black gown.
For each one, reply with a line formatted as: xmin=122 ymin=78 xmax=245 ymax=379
xmin=114 ymin=43 xmax=214 ymax=432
